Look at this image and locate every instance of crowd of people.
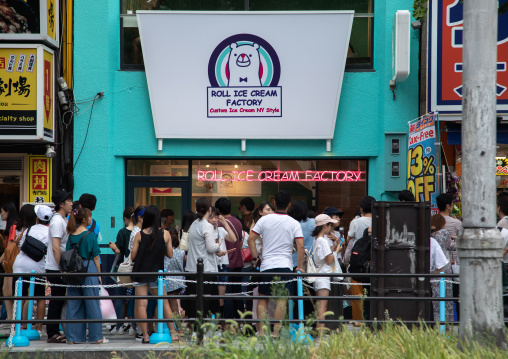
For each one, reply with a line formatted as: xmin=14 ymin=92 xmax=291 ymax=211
xmin=1 ymin=188 xmax=506 ymax=343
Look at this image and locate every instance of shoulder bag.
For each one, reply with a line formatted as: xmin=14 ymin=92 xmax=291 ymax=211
xmin=304 ymin=238 xmax=325 ymax=284
xmin=117 ymin=255 xmax=134 ymax=287
xmin=59 ymin=231 xmax=92 ymax=284
xmin=179 ymin=231 xmax=189 ymax=251
xmin=21 ymin=227 xmax=48 ymax=262
xmin=3 ymin=229 xmax=25 ymax=273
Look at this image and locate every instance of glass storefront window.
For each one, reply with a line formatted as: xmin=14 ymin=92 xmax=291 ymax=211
xmin=120 ymin=0 xmax=373 ymax=70
xmin=127 ymin=159 xmax=189 ymax=177
xmin=191 ymin=159 xmax=367 ymax=228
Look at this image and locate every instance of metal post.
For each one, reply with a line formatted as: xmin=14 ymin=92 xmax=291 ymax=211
xmin=20 ymin=271 xmax=40 ymax=340
xmin=11 ymin=278 xmax=29 ymax=347
xmin=196 ymin=258 xmax=205 ymax=344
xmin=458 ymin=0 xmax=507 ymax=348
xmin=439 ymin=272 xmax=445 ymax=335
xmin=148 ymin=270 xmax=171 ymax=343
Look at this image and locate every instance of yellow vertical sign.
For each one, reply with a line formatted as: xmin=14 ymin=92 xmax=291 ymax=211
xmin=0 ymin=48 xmax=38 ymax=136
xmin=28 ymin=156 xmax=53 ymax=203
xmin=47 ymin=0 xmax=57 ymax=40
xmin=43 ymin=49 xmax=54 ymax=138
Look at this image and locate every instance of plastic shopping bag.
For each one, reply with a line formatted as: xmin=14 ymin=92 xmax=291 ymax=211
xmin=99 ymin=285 xmax=117 ymax=320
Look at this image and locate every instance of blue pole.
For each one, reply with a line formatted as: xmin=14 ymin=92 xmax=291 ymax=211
xmin=440 ymin=272 xmax=445 ymax=334
xmin=20 ymin=271 xmax=40 ymax=340
xmin=11 ymin=277 xmax=29 ymax=347
xmin=149 ymin=270 xmax=171 ymax=344
xmin=294 ymin=271 xmax=313 ymax=344
xmin=163 ymin=269 xmax=170 ymax=334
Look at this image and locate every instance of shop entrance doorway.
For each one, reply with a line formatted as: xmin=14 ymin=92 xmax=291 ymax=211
xmin=126 ymin=180 xmax=190 ymax=231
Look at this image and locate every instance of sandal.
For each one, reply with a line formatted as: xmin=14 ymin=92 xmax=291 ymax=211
xmin=142 ymin=338 xmax=150 ymax=344
xmin=47 ymin=334 xmax=67 ymax=343
xmin=171 ymin=333 xmax=180 ymax=342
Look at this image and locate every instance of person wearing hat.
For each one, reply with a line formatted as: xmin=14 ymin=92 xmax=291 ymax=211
xmin=46 ymin=188 xmax=73 ymax=343
xmin=13 ymin=204 xmax=53 ymax=336
xmin=311 ymin=214 xmax=342 ymax=334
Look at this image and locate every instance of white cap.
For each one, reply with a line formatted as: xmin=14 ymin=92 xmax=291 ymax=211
xmin=35 ymin=205 xmax=54 ymax=221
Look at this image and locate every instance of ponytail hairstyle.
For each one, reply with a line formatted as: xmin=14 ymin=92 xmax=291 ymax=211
xmin=168 ymin=227 xmax=179 ymax=249
xmin=133 ymin=206 xmax=146 ymax=226
xmin=123 ymin=206 xmax=135 ymax=224
xmin=1 ymin=202 xmax=17 ymax=237
xmin=195 ymin=197 xmax=211 ymax=220
xmin=67 ymin=208 xmax=92 ymax=234
xmin=141 ymin=205 xmax=161 ymax=251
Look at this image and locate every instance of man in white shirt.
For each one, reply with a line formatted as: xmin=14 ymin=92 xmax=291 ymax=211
xmin=46 ymin=188 xmax=73 ymax=343
xmin=248 ymin=190 xmax=304 ymax=335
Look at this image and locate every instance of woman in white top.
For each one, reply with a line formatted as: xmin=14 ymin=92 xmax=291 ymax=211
xmin=13 ymin=205 xmax=52 ymax=335
xmin=184 ymin=197 xmax=227 ymax=321
xmin=311 ymin=214 xmax=341 ymax=332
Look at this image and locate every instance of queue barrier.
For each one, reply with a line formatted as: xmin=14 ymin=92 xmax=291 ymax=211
xmin=1 ymin=258 xmax=488 ymax=347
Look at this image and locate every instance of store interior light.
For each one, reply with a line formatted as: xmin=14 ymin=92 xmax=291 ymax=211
xmin=235 ymin=165 xmax=238 ymax=168
xmin=206 ymin=164 xmax=210 ymax=168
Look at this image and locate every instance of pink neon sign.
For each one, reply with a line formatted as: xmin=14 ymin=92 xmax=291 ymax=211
xmin=197 ymin=170 xmax=366 ymax=182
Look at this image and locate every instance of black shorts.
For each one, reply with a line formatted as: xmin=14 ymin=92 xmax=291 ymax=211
xmin=12 ymin=276 xmax=46 ymax=298
xmin=258 ymin=268 xmax=294 ymax=297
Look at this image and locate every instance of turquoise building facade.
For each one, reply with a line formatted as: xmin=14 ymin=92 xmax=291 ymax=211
xmin=72 ymin=0 xmax=420 ymax=248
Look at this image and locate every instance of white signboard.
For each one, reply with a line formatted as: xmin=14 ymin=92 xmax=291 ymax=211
xmin=137 ymin=11 xmax=354 ymax=139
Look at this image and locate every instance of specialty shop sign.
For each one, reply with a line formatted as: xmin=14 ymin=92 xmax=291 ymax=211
xmin=428 ymin=0 xmax=508 ymax=113
xmin=407 ymin=113 xmax=439 ymax=214
xmin=28 ymin=155 xmax=52 ymax=203
xmin=0 ymin=0 xmax=59 ymax=48
xmin=137 ymin=11 xmax=353 ymax=139
xmin=0 ymin=44 xmax=54 ymax=141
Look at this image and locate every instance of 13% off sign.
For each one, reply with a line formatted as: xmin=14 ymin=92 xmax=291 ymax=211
xmin=407 ymin=144 xmax=436 ymax=202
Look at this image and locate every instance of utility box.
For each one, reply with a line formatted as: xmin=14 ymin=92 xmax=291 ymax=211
xmin=385 ymin=133 xmax=407 ymax=192
xmin=370 ymin=201 xmax=431 ymax=323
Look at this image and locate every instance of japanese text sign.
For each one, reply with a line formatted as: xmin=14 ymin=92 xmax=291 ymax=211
xmin=0 ymin=45 xmax=54 ymax=141
xmin=428 ymin=0 xmax=508 ymax=113
xmin=407 ymin=113 xmax=439 ymax=214
xmin=28 ymin=156 xmax=52 ymax=204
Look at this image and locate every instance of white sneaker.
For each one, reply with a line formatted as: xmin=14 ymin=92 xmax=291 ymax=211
xmin=110 ymin=327 xmax=121 ymax=335
xmin=128 ymin=326 xmax=136 ymax=335
xmin=38 ymin=329 xmax=47 ymax=338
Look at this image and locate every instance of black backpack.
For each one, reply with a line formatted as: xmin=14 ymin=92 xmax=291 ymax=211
xmin=59 ymin=231 xmax=92 ymax=284
xmin=348 ymin=227 xmax=371 ymax=283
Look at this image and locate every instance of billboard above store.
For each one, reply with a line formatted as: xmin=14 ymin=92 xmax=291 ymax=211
xmin=428 ymin=0 xmax=508 ymax=114
xmin=137 ymin=11 xmax=354 ymax=139
xmin=0 ymin=44 xmax=55 ymax=142
xmin=0 ymin=0 xmax=59 ymax=48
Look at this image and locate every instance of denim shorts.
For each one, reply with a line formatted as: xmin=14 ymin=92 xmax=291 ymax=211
xmin=217 ymin=264 xmax=228 ymax=283
xmin=133 ymin=281 xmax=158 ymax=289
xmin=258 ymin=268 xmax=294 ymax=296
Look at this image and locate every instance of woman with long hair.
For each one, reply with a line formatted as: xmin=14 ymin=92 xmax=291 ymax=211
xmin=65 ymin=208 xmax=107 ymax=344
xmin=131 ymin=205 xmax=177 ymax=343
xmin=0 ymin=202 xmax=18 ymax=327
xmin=183 ymin=197 xmax=227 ymax=321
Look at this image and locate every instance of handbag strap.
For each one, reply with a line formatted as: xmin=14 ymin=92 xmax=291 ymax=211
xmin=225 ymin=218 xmax=241 ymax=245
xmin=15 ymin=229 xmax=26 ymax=244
